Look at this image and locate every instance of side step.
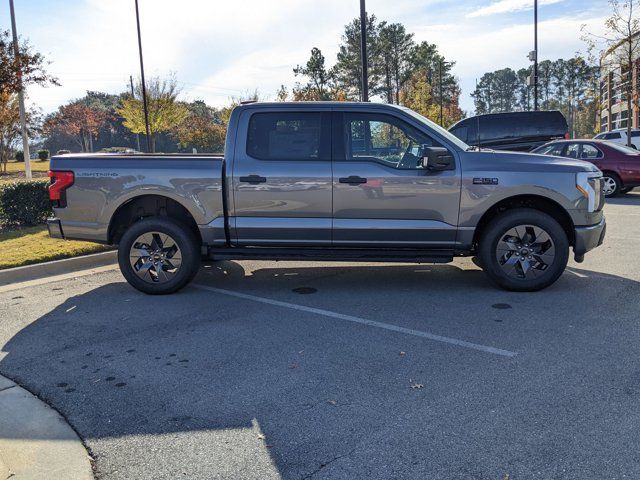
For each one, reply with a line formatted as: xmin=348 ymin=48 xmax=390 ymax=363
xmin=208 ymin=247 xmax=454 ymax=263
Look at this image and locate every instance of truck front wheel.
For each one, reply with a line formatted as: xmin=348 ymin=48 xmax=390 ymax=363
xmin=117 ymin=217 xmax=201 ymax=295
xmin=478 ymin=209 xmax=569 ymax=292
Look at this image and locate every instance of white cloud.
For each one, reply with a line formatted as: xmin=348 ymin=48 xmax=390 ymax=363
xmin=3 ymin=0 xmax=608 ymax=116
xmin=467 ymin=0 xmax=564 ymax=18
xmin=412 ymin=13 xmax=606 ymax=111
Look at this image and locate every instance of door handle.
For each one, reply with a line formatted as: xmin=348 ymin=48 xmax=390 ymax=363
xmin=239 ymin=175 xmax=267 ymax=184
xmin=339 ymin=176 xmax=367 ymax=184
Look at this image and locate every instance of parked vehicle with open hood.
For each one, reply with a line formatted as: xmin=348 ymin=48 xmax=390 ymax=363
xmin=449 ymin=111 xmax=569 ymax=152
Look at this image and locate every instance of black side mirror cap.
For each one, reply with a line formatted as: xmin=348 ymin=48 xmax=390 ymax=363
xmin=422 ymin=147 xmax=455 ymax=171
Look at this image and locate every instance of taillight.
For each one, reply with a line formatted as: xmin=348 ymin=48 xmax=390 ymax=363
xmin=48 ymin=171 xmax=74 ymax=204
xmin=564 ymin=132 xmax=570 ymax=140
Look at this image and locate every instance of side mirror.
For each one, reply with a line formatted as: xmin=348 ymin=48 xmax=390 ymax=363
xmin=421 ymin=147 xmax=454 ymax=171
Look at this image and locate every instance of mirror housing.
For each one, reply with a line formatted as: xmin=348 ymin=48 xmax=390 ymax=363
xmin=421 ymin=147 xmax=455 ymax=171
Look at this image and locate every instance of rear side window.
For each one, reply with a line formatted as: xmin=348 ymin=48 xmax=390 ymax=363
xmin=247 ymin=112 xmax=329 ymax=160
xmin=581 ymin=144 xmax=603 ymax=159
xmin=630 ymin=131 xmax=640 ymax=137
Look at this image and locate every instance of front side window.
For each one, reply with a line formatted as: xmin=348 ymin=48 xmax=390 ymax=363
xmin=605 ymin=132 xmax=622 ymax=140
xmin=344 ymin=113 xmax=443 ymax=169
xmin=247 ymin=112 xmax=328 ymax=160
xmin=549 ymin=144 xmax=565 ymax=156
xmin=535 ymin=144 xmax=559 ymax=155
xmin=581 ymin=144 xmax=603 ymax=159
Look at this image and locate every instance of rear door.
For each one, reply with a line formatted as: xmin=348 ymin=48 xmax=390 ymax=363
xmin=231 ymin=108 xmax=333 ymax=246
xmin=331 ymin=110 xmax=460 ymax=247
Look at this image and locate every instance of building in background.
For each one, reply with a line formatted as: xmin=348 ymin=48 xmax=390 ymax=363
xmin=600 ymin=32 xmax=640 ymax=132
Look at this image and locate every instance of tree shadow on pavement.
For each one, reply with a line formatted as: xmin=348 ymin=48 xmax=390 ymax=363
xmin=1 ymin=261 xmax=640 ymax=479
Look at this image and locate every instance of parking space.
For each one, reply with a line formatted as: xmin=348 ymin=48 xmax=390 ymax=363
xmin=1 ymin=193 xmax=639 ymax=479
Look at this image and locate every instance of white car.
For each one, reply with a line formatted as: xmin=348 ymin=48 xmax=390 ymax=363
xmin=594 ymin=129 xmax=640 ymax=149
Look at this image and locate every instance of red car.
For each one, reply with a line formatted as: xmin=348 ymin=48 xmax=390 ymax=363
xmin=532 ymin=139 xmax=640 ymax=197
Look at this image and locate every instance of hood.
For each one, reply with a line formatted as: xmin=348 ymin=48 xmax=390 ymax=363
xmin=463 ymin=149 xmax=600 ymax=174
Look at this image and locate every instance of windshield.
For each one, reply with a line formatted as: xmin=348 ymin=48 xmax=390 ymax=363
xmin=400 ymin=107 xmax=470 ymax=151
xmin=605 ymin=141 xmax=640 ymax=155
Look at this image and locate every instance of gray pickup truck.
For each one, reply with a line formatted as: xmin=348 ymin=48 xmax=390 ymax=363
xmin=47 ymin=102 xmax=606 ymax=294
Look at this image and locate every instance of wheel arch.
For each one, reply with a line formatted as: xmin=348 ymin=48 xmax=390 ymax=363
xmin=600 ymin=170 xmax=623 ymax=184
xmin=472 ymin=194 xmax=575 ymax=248
xmin=108 ymin=194 xmax=202 ymax=246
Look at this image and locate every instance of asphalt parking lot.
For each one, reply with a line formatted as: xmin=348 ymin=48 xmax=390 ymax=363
xmin=1 ymin=193 xmax=639 ymax=480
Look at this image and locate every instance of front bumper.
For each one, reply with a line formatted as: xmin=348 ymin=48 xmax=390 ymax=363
xmin=573 ymin=217 xmax=606 ymax=261
xmin=47 ymin=218 xmax=64 ymax=239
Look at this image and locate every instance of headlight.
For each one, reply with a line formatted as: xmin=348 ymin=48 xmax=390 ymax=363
xmin=576 ymin=172 xmax=604 ymax=212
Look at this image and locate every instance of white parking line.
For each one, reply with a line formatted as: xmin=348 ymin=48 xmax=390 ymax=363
xmin=192 ymin=284 xmax=517 ymax=358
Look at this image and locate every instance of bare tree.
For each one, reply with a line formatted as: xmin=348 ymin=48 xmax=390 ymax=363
xmin=583 ymin=0 xmax=640 ymax=145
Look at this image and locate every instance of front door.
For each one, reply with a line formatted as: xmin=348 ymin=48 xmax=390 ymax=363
xmin=231 ymin=109 xmax=333 ymax=246
xmin=332 ymin=111 xmax=461 ymax=248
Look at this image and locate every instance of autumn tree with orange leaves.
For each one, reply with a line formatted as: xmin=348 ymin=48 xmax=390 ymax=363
xmin=44 ymin=103 xmax=108 ymax=152
xmin=176 ymin=100 xmax=226 ymax=153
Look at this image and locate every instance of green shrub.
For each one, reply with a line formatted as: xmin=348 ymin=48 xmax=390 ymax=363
xmin=37 ymin=149 xmax=50 ymax=161
xmin=0 ymin=180 xmax=51 ymax=226
xmin=14 ymin=151 xmax=24 ymax=162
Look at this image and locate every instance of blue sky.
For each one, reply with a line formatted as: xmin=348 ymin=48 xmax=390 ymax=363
xmin=1 ymin=0 xmax=609 ymax=114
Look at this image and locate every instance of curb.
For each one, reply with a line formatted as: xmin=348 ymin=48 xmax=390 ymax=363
xmin=0 ymin=250 xmax=117 ymax=287
xmin=0 ymin=375 xmax=93 ymax=480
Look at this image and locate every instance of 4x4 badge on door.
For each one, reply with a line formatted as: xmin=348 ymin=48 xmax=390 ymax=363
xmin=473 ymin=177 xmax=499 ymax=185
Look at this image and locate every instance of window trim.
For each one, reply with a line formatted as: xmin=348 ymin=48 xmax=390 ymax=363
xmin=245 ymin=111 xmax=331 ymax=162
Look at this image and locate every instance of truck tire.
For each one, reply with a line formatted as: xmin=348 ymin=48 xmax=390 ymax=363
xmin=478 ymin=209 xmax=569 ymax=292
xmin=118 ymin=217 xmax=200 ymax=295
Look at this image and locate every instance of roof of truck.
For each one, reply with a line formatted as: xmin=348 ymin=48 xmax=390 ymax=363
xmin=236 ymin=101 xmax=406 ymax=109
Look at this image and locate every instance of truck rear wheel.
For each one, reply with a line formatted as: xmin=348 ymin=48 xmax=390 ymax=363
xmin=117 ymin=217 xmax=200 ymax=295
xmin=478 ymin=209 xmax=569 ymax=292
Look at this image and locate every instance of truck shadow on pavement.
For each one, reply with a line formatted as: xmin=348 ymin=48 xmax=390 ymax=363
xmin=1 ymin=262 xmax=640 ymax=478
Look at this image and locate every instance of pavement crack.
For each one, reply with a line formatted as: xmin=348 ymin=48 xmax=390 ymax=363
xmin=300 ymin=448 xmax=356 ymax=479
xmin=0 ymin=385 xmax=15 ymax=393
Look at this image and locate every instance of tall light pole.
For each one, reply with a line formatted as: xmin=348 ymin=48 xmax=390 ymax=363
xmin=134 ymin=0 xmax=152 ymax=152
xmin=129 ymin=75 xmax=141 ymax=152
xmin=439 ymin=59 xmax=444 ymax=126
xmin=533 ymin=0 xmax=539 ymax=111
xmin=9 ymin=0 xmax=31 ymax=179
xmin=359 ymin=0 xmax=368 ymax=102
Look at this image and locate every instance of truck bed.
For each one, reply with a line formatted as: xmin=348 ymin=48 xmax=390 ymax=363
xmin=49 ymin=153 xmax=225 ymax=244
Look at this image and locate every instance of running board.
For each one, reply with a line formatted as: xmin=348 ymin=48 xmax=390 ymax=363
xmin=208 ymin=247 xmax=454 ymax=263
